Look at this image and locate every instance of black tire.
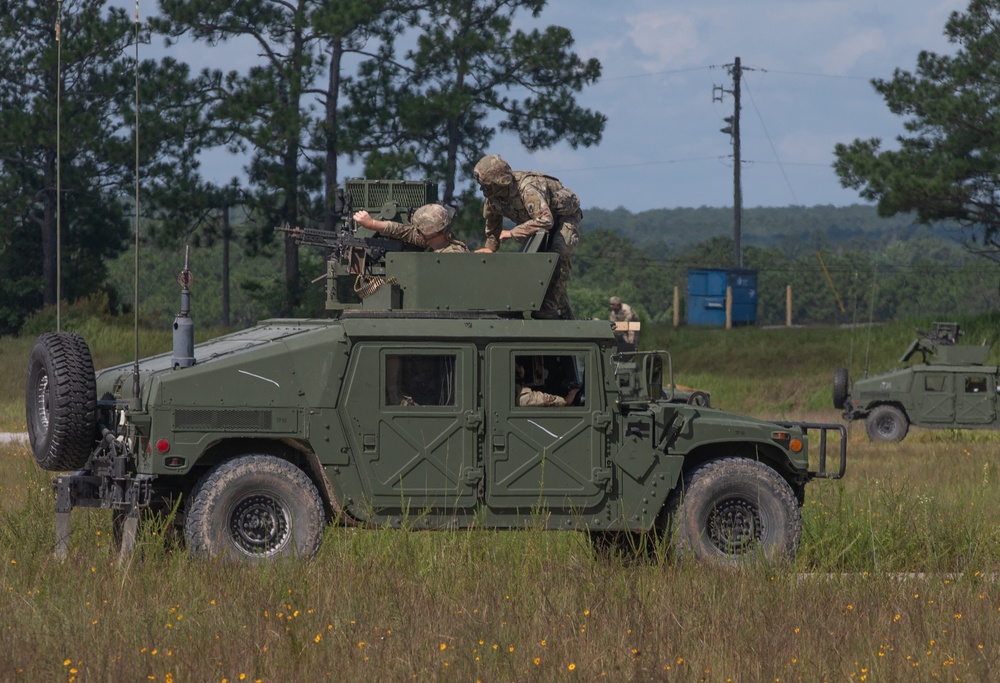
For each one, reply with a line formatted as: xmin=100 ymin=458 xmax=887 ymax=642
xmin=687 ymin=391 xmax=711 ymax=408
xmin=832 ymin=368 xmax=849 ymax=409
xmin=25 ymin=332 xmax=97 ymax=471
xmin=865 ymin=405 xmax=908 ymax=442
xmin=185 ymin=455 xmax=325 ymax=561
xmin=665 ymin=457 xmax=802 ymax=566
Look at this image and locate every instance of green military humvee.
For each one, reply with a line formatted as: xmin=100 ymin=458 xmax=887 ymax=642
xmin=834 ymin=322 xmax=1000 ymax=442
xmin=27 ymin=180 xmax=845 ymax=566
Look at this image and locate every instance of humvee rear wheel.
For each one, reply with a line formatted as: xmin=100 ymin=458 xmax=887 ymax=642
xmin=25 ymin=332 xmax=97 ymax=471
xmin=865 ymin=405 xmax=908 ymax=442
xmin=832 ymin=368 xmax=849 ymax=409
xmin=186 ymin=455 xmax=325 ymax=561
xmin=667 ymin=457 xmax=801 ymax=566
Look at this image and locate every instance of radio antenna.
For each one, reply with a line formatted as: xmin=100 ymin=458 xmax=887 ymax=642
xmin=56 ymin=1 xmax=63 ymax=331
xmin=131 ymin=0 xmax=141 ymax=400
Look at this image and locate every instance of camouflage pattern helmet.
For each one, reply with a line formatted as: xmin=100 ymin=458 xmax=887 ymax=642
xmin=609 ymin=296 xmax=621 ymax=306
xmin=473 ymin=155 xmax=514 ymax=187
xmin=411 ymin=203 xmax=451 ymax=237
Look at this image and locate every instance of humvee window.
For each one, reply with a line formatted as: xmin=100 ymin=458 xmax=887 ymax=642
xmin=924 ymin=376 xmax=946 ymax=392
xmin=513 ymin=353 xmax=585 ymax=407
xmin=965 ymin=376 xmax=987 ymax=394
xmin=384 ymin=354 xmax=456 ymax=406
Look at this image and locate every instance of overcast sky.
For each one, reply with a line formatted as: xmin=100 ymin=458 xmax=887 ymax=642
xmin=113 ymin=0 xmax=967 ymax=211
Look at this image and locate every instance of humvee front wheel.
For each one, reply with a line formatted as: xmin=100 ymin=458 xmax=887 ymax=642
xmin=865 ymin=405 xmax=908 ymax=442
xmin=25 ymin=332 xmax=97 ymax=471
xmin=667 ymin=457 xmax=801 ymax=566
xmin=186 ymin=455 xmax=325 ymax=561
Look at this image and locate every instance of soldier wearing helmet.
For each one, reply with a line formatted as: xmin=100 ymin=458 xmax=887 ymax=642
xmin=353 ymin=204 xmax=468 ymax=253
xmin=609 ymin=296 xmax=640 ymax=349
xmin=472 ymin=154 xmax=583 ymax=320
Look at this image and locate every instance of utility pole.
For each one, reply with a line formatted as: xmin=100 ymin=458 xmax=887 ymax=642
xmin=714 ymin=56 xmax=743 ymax=269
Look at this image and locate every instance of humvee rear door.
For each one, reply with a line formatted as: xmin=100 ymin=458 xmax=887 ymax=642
xmin=484 ymin=345 xmax=608 ymax=512
xmin=339 ymin=343 xmax=479 ymax=512
xmin=955 ymin=373 xmax=996 ymax=424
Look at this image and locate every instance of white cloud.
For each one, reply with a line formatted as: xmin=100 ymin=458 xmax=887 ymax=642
xmin=820 ymin=28 xmax=887 ymax=75
xmin=625 ymin=12 xmax=703 ymax=71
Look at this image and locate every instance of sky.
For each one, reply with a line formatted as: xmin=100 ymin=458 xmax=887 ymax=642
xmin=110 ymin=0 xmax=968 ymax=212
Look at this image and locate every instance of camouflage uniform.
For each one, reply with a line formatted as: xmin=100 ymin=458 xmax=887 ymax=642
xmin=366 ymin=204 xmax=468 ymax=253
xmin=474 ymin=155 xmax=582 ymax=320
xmin=516 ymin=385 xmax=570 ymax=407
xmin=609 ymin=296 xmax=640 ymax=348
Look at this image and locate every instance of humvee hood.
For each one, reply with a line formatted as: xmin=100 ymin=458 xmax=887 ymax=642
xmin=95 ymin=320 xmax=341 ymax=403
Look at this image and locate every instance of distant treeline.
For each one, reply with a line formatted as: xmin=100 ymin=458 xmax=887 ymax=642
xmin=567 ymin=204 xmax=999 ymax=327
xmin=580 ymin=203 xmax=963 ymax=255
xmin=22 ymin=203 xmax=998 ymax=336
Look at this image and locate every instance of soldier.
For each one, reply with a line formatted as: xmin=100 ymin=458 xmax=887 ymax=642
xmin=515 ymin=363 xmax=580 ymax=407
xmin=609 ymin=296 xmax=640 ymax=350
xmin=352 ymin=204 xmax=468 ymax=253
xmin=472 ymin=154 xmax=582 ymax=319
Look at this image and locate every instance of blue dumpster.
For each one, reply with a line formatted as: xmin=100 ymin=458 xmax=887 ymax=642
xmin=687 ymin=268 xmax=757 ymax=326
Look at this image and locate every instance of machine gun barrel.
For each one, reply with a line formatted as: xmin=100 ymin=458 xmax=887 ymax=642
xmin=274 ymin=224 xmax=421 ymax=259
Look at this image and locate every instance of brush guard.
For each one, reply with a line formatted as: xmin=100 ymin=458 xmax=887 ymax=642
xmin=777 ymin=421 xmax=847 ymax=479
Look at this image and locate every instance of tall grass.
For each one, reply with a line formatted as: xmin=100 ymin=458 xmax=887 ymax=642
xmin=1 ymin=441 xmax=998 ymax=682
xmin=3 ymin=320 xmax=999 ymax=680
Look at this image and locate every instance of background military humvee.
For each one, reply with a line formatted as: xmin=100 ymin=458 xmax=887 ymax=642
xmin=834 ymin=322 xmax=1000 ymax=442
xmin=27 ymin=180 xmax=845 ymax=566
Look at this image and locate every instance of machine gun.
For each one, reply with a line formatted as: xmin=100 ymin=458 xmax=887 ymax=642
xmin=274 ymin=179 xmax=438 ymax=309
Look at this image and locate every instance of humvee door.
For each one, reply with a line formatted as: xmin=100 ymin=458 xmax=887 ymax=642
xmin=955 ymin=372 xmax=996 ymax=424
xmin=484 ymin=344 xmax=609 ymax=513
xmin=916 ymin=372 xmax=954 ymax=423
xmin=339 ymin=343 xmax=479 ymax=512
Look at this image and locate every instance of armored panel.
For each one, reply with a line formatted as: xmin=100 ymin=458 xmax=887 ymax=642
xmin=384 ymin=252 xmax=558 ymax=312
xmin=932 ymin=345 xmax=990 ymax=366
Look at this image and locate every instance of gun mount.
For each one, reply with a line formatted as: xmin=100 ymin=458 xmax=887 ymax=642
xmin=276 ymin=178 xmax=558 ymax=316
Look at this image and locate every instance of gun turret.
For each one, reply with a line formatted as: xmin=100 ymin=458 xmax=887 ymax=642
xmin=275 ymin=177 xmax=557 ymax=316
xmin=275 ymin=179 xmax=438 ymax=311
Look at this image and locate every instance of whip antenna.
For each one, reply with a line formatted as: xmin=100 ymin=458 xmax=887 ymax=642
xmin=863 ymin=258 xmax=878 ymax=378
xmin=56 ymin=1 xmax=63 ymax=331
xmin=132 ymin=0 xmax=141 ymax=400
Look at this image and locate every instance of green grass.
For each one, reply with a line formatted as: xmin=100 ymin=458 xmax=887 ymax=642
xmin=2 ymin=318 xmax=1000 ymax=680
xmin=1 ymin=440 xmax=998 ymax=682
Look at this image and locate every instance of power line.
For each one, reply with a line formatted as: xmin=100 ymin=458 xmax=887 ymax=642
xmin=757 ymin=68 xmax=873 ymax=81
xmin=742 ymin=73 xmax=798 ymax=204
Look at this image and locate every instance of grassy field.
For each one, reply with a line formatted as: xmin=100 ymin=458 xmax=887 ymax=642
xmin=1 ymin=319 xmax=999 ymax=681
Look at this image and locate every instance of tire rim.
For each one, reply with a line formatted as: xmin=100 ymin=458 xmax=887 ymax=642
xmin=707 ymin=496 xmax=762 ymax=555
xmin=229 ymin=494 xmax=291 ymax=557
xmin=876 ymin=415 xmax=895 ymax=437
xmin=33 ymin=373 xmax=50 ymax=432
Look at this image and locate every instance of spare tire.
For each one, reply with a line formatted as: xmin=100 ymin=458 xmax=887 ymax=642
xmin=25 ymin=332 xmax=97 ymax=471
xmin=687 ymin=390 xmax=711 ymax=408
xmin=832 ymin=368 xmax=849 ymax=409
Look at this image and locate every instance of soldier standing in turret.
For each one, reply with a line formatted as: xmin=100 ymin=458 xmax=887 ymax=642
xmin=472 ymin=155 xmax=582 ymax=319
xmin=353 ymin=204 xmax=468 ymax=253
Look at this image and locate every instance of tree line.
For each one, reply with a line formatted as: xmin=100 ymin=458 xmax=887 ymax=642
xmin=33 ymin=204 xmax=991 ymax=336
xmin=7 ymin=0 xmax=1000 ymax=335
xmin=0 ymin=0 xmax=605 ymax=335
